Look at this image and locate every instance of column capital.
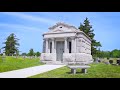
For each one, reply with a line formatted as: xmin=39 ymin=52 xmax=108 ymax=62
xmin=44 ymin=38 xmax=49 ymax=41
xmin=64 ymin=37 xmax=68 ymax=40
xmin=70 ymin=37 xmax=75 ymax=40
xmin=51 ymin=38 xmax=55 ymax=41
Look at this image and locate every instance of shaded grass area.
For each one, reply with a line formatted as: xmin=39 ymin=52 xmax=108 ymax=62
xmin=0 ymin=56 xmax=43 ymax=72
xmin=30 ymin=63 xmax=120 ymax=78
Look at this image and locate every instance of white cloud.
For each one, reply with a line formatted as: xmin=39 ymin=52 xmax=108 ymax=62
xmin=0 ymin=23 xmax=44 ymax=33
xmin=1 ymin=12 xmax=57 ymax=25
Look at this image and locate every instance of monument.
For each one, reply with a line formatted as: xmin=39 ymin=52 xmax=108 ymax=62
xmin=41 ymin=22 xmax=93 ymax=64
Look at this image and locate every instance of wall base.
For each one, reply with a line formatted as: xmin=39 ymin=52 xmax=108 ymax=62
xmin=41 ymin=53 xmax=93 ymax=65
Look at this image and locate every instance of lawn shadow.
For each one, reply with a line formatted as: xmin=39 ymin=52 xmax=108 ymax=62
xmin=66 ymin=71 xmax=84 ymax=74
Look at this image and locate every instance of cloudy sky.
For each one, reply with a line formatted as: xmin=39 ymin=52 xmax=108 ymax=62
xmin=0 ymin=12 xmax=120 ymax=53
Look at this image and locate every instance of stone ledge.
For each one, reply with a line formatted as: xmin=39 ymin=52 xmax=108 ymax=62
xmin=67 ymin=65 xmax=90 ymax=74
xmin=67 ymin=65 xmax=90 ymax=69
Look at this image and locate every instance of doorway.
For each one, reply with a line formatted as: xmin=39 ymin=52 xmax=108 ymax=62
xmin=56 ymin=41 xmax=64 ymax=62
xmin=69 ymin=41 xmax=71 ymax=53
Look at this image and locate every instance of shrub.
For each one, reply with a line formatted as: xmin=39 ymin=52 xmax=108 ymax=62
xmin=107 ymin=57 xmax=110 ymax=60
xmin=109 ymin=60 xmax=113 ymax=64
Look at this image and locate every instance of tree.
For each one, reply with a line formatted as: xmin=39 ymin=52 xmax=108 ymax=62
xmin=28 ymin=48 xmax=34 ymax=59
xmin=2 ymin=33 xmax=20 ymax=56
xmin=21 ymin=53 xmax=27 ymax=56
xmin=78 ymin=17 xmax=102 ymax=56
xmin=111 ymin=49 xmax=120 ymax=58
xmin=96 ymin=49 xmax=120 ymax=58
xmin=36 ymin=52 xmax=41 ymax=57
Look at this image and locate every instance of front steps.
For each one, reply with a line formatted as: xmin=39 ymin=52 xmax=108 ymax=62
xmin=41 ymin=60 xmax=65 ymax=65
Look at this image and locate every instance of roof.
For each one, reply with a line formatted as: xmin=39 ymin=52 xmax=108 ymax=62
xmin=49 ymin=22 xmax=78 ymax=30
xmin=43 ymin=22 xmax=91 ymax=41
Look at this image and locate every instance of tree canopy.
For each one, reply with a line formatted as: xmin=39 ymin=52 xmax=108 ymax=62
xmin=2 ymin=33 xmax=20 ymax=56
xmin=97 ymin=49 xmax=120 ymax=58
xmin=78 ymin=17 xmax=102 ymax=56
xmin=36 ymin=52 xmax=41 ymax=57
xmin=28 ymin=48 xmax=34 ymax=56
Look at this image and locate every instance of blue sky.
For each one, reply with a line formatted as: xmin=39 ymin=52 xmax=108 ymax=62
xmin=0 ymin=12 xmax=120 ymax=54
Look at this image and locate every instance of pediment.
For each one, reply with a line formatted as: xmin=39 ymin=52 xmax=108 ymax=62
xmin=48 ymin=22 xmax=78 ymax=33
xmin=52 ymin=29 xmax=64 ymax=32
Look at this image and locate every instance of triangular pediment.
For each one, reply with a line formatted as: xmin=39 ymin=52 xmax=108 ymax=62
xmin=48 ymin=22 xmax=78 ymax=33
xmin=52 ymin=29 xmax=64 ymax=32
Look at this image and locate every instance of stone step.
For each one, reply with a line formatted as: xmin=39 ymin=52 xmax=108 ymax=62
xmin=41 ymin=60 xmax=65 ymax=65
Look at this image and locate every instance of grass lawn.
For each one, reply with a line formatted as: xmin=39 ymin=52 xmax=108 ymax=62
xmin=0 ymin=56 xmax=43 ymax=72
xmin=29 ymin=63 xmax=120 ymax=78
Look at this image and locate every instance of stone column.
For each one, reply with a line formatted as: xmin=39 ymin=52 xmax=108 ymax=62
xmin=74 ymin=38 xmax=76 ymax=53
xmin=71 ymin=37 xmax=75 ymax=53
xmin=43 ymin=39 xmax=45 ymax=53
xmin=64 ymin=37 xmax=68 ymax=53
xmin=45 ymin=38 xmax=48 ymax=53
xmin=54 ymin=39 xmax=56 ymax=53
xmin=52 ymin=38 xmax=55 ymax=53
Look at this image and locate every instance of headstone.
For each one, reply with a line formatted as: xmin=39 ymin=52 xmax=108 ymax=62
xmin=95 ymin=59 xmax=99 ymax=63
xmin=95 ymin=58 xmax=100 ymax=63
xmin=97 ymin=58 xmax=101 ymax=62
xmin=3 ymin=53 xmax=5 ymax=56
xmin=23 ymin=55 xmax=25 ymax=60
xmin=117 ymin=60 xmax=120 ymax=65
xmin=2 ymin=53 xmax=6 ymax=62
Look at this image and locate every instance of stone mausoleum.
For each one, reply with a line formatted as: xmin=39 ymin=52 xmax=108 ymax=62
xmin=41 ymin=22 xmax=93 ymax=64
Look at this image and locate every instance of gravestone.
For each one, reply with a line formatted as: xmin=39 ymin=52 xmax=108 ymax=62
xmin=98 ymin=59 xmax=101 ymax=63
xmin=117 ymin=60 xmax=120 ymax=65
xmin=23 ymin=55 xmax=26 ymax=60
xmin=95 ymin=59 xmax=99 ymax=63
xmin=2 ymin=53 xmax=6 ymax=62
xmin=95 ymin=58 xmax=101 ymax=63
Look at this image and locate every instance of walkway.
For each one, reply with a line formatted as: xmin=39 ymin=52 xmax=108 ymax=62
xmin=0 ymin=65 xmax=65 ymax=78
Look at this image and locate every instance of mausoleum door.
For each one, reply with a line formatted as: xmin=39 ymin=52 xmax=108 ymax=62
xmin=56 ymin=41 xmax=64 ymax=62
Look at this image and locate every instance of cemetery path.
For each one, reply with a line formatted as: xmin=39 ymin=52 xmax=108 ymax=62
xmin=0 ymin=65 xmax=65 ymax=78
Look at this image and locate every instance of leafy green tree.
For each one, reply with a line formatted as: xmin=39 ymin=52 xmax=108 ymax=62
xmin=2 ymin=33 xmax=20 ymax=56
xmin=96 ymin=49 xmax=120 ymax=58
xmin=111 ymin=49 xmax=120 ymax=58
xmin=21 ymin=53 xmax=27 ymax=56
xmin=28 ymin=48 xmax=34 ymax=59
xmin=78 ymin=17 xmax=102 ymax=56
xmin=36 ymin=52 xmax=41 ymax=57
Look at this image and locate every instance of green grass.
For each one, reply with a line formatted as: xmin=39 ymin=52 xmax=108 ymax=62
xmin=0 ymin=56 xmax=43 ymax=72
xmin=29 ymin=63 xmax=120 ymax=78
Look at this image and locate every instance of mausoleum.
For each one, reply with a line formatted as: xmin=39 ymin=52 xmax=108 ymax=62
xmin=41 ymin=22 xmax=93 ymax=64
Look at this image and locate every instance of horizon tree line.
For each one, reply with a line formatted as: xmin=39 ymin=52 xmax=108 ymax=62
xmin=0 ymin=33 xmax=41 ymax=57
